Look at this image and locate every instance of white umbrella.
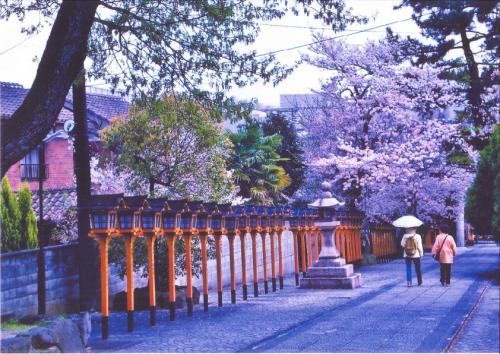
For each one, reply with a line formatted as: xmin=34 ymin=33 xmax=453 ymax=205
xmin=392 ymin=215 xmax=423 ymax=228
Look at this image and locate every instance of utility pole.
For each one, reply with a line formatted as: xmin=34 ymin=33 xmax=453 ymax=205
xmin=37 ymin=144 xmax=46 ymax=314
xmin=73 ymin=68 xmax=97 ymax=311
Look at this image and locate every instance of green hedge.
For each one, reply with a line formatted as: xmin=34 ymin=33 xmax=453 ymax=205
xmin=1 ymin=177 xmax=38 ymax=252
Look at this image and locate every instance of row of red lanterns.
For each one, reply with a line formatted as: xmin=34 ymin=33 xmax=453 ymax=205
xmin=89 ymin=195 xmax=319 ymax=237
xmin=89 ymin=194 xmax=322 ymax=340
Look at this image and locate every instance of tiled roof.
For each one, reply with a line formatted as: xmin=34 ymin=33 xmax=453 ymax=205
xmin=67 ymin=90 xmax=130 ymax=122
xmin=30 ymin=188 xmax=78 ymax=242
xmin=31 ymin=188 xmax=76 ymax=221
xmin=0 ymin=81 xmax=130 ymax=123
xmin=0 ymin=82 xmax=27 ymax=118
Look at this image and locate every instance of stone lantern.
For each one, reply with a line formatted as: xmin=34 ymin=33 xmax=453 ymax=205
xmin=300 ymin=181 xmax=361 ymax=289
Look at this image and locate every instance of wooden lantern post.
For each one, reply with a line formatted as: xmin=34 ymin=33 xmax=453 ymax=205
xmin=313 ymin=228 xmax=320 ymax=263
xmin=116 ymin=197 xmax=142 ymax=332
xmin=306 ymin=210 xmax=314 ymax=267
xmin=258 ymin=206 xmax=270 ymax=294
xmin=211 ymin=206 xmax=226 ymax=307
xmin=289 ymin=209 xmax=302 ymax=286
xmin=311 ymin=209 xmax=320 ymax=262
xmin=277 ymin=207 xmax=287 ymax=290
xmin=299 ymin=210 xmax=308 ymax=276
xmin=96 ymin=234 xmax=111 ymax=338
xmin=247 ymin=206 xmax=262 ymax=297
xmin=224 ymin=208 xmax=239 ymax=304
xmin=234 ymin=206 xmax=249 ymax=300
xmin=89 ymin=197 xmax=119 ymax=340
xmin=139 ymin=199 xmax=162 ymax=326
xmin=162 ymin=201 xmax=181 ymax=321
xmin=180 ymin=203 xmax=198 ymax=316
xmin=196 ymin=204 xmax=212 ymax=312
xmin=268 ymin=207 xmax=277 ymax=292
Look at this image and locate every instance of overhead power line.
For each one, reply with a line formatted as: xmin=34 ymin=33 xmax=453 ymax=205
xmin=0 ymin=34 xmax=37 ymax=56
xmin=256 ymin=22 xmax=420 ymax=34
xmin=255 ymin=15 xmax=426 ymax=58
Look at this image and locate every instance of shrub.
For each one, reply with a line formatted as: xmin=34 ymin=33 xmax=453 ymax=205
xmin=18 ymin=182 xmax=38 ymax=249
xmin=466 ymin=124 xmax=499 ymax=237
xmin=1 ymin=177 xmax=21 ymax=252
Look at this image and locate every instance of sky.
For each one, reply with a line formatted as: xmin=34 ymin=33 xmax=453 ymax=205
xmin=0 ymin=1 xmax=420 ymax=107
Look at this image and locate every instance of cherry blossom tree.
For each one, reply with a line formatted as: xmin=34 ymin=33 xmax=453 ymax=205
xmin=300 ymin=37 xmax=475 ymax=224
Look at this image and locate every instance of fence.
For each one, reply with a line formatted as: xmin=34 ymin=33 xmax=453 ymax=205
xmin=183 ymin=230 xmax=297 ymax=291
xmin=335 ymin=225 xmax=363 ymax=264
xmin=371 ymin=226 xmax=398 ymax=262
xmin=423 ymin=228 xmax=438 ymax=250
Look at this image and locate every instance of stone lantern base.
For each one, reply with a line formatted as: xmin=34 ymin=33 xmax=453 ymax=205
xmin=299 ymin=257 xmax=361 ymax=289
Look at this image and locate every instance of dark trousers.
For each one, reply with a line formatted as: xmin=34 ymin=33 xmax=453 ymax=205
xmin=405 ymin=257 xmax=422 ymax=284
xmin=440 ymin=263 xmax=452 ymax=285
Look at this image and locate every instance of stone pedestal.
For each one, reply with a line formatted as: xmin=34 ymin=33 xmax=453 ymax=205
xmin=300 ymin=221 xmax=361 ymax=289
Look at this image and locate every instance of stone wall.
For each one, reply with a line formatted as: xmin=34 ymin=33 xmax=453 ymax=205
xmin=1 ymin=244 xmax=80 ymax=317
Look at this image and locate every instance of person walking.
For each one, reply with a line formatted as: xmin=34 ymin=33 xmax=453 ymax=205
xmin=400 ymin=227 xmax=424 ymax=287
xmin=431 ymin=224 xmax=457 ymax=286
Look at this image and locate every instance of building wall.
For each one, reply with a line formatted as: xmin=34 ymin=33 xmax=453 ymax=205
xmin=5 ymin=138 xmax=74 ymax=192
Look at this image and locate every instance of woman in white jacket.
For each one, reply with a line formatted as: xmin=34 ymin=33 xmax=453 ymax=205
xmin=400 ymin=227 xmax=424 ymax=287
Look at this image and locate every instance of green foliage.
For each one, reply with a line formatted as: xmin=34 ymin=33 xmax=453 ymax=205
xmin=2 ymin=1 xmax=364 ymax=99
xmin=103 ymin=95 xmax=235 ymax=200
xmin=1 ymin=177 xmax=21 ymax=252
xmin=18 ymin=182 xmax=38 ymax=249
xmin=227 ymin=124 xmax=290 ymax=205
xmin=447 ymin=152 xmax=474 ymax=167
xmin=104 ymin=96 xmax=228 ymax=285
xmin=466 ymin=124 xmax=500 ymax=237
xmin=261 ymin=113 xmax=305 ymax=197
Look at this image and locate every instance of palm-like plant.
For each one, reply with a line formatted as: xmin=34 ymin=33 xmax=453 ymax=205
xmin=227 ymin=125 xmax=290 ymax=205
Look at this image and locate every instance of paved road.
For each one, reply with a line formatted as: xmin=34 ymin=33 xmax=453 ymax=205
xmin=88 ymin=244 xmax=499 ymax=353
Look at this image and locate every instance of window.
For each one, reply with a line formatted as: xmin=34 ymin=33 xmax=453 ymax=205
xmin=21 ymin=148 xmax=39 ymax=165
xmin=20 ymin=146 xmax=47 ymax=180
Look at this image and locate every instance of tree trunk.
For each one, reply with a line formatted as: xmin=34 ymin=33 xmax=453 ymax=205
xmin=73 ymin=69 xmax=97 ymax=311
xmin=1 ymin=0 xmax=98 ymax=176
xmin=149 ymin=178 xmax=155 ymax=197
xmin=460 ymin=28 xmax=483 ymax=128
xmin=456 ymin=201 xmax=465 ymax=248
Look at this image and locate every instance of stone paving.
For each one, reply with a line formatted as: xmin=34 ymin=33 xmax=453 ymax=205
xmin=451 ymin=266 xmax=499 ymax=353
xmin=87 ymin=244 xmax=499 ymax=353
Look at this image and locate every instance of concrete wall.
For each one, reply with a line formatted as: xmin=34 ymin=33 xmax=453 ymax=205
xmin=177 ymin=230 xmax=318 ymax=290
xmin=1 ymin=244 xmax=80 ymax=317
xmin=1 ymin=231 xmax=316 ymax=317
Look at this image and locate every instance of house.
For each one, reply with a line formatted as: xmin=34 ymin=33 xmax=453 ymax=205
xmin=1 ymin=81 xmax=130 ymax=192
xmin=1 ymin=81 xmax=130 ymax=237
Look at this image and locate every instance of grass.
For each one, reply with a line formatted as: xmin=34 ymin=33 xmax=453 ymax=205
xmin=0 ymin=319 xmax=39 ymax=332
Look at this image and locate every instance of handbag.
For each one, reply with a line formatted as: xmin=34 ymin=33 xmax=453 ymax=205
xmin=433 ymin=235 xmax=449 ymax=262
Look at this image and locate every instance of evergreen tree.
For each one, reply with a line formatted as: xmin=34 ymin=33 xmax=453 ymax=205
xmin=393 ymin=1 xmax=499 ymax=149
xmin=466 ymin=124 xmax=500 ymax=237
xmin=18 ymin=182 xmax=39 ymax=249
xmin=227 ymin=125 xmax=290 ymax=205
xmin=261 ymin=113 xmax=305 ymax=197
xmin=1 ymin=177 xmax=21 ymax=252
